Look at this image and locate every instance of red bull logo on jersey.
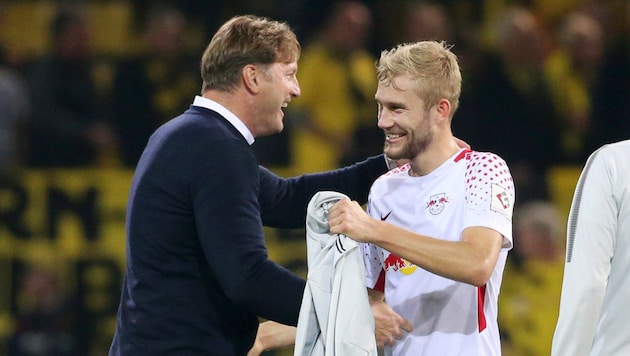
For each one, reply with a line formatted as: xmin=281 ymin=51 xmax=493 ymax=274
xmin=383 ymin=253 xmax=417 ymax=275
xmin=426 ymin=193 xmax=449 ymax=215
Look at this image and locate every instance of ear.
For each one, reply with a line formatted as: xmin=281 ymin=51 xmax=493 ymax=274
xmin=242 ymin=64 xmax=260 ymax=94
xmin=436 ymin=98 xmax=452 ymax=123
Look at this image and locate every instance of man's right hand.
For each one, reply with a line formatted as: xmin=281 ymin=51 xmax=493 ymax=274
xmin=370 ymin=299 xmax=413 ymax=348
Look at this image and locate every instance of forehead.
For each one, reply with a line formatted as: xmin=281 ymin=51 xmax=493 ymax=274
xmin=268 ymin=61 xmax=298 ymax=72
xmin=375 ymin=74 xmax=416 ymax=102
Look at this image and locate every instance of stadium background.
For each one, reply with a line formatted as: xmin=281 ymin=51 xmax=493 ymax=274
xmin=0 ymin=0 xmax=626 ymax=354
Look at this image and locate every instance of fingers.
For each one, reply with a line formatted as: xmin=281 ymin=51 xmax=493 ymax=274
xmin=378 ymin=335 xmax=396 ymax=348
xmin=454 ymin=136 xmax=471 ymax=149
xmin=396 ymin=315 xmax=413 ymax=333
xmin=372 ymin=300 xmax=413 ymax=348
xmin=375 ymin=324 xmax=408 ymax=348
xmin=375 ymin=329 xmax=396 ymax=348
xmin=391 ymin=312 xmax=413 ymax=341
xmin=387 ymin=321 xmax=410 ymax=341
xmin=328 ymin=199 xmax=348 ymax=216
xmin=327 ymin=200 xmax=354 ymax=233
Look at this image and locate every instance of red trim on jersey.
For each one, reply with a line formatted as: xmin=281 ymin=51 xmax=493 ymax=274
xmin=374 ymin=269 xmax=386 ymax=292
xmin=454 ymin=148 xmax=472 ymax=162
xmin=477 ymin=285 xmax=487 ymax=332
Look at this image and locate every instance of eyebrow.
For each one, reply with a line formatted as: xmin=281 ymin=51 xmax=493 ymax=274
xmin=375 ymin=96 xmax=407 ymax=108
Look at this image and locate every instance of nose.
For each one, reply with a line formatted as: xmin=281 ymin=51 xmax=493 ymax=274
xmin=377 ymin=110 xmax=393 ymax=129
xmin=291 ymin=78 xmax=301 ymax=97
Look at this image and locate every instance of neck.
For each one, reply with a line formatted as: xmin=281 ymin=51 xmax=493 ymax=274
xmin=408 ymin=137 xmax=460 ymax=177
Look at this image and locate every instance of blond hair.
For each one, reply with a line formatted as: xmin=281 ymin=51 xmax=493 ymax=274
xmin=376 ymin=41 xmax=461 ymax=117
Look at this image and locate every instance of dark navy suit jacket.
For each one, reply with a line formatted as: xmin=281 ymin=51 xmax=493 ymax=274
xmin=109 ymin=105 xmax=387 ymax=355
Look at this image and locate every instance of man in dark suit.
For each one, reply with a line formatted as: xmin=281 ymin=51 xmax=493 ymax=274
xmin=109 ymin=15 xmax=407 ymax=355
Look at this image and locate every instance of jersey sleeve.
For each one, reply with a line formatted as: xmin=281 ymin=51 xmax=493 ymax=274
xmin=361 ymin=242 xmax=384 ymax=291
xmin=551 ymin=148 xmax=616 ymax=355
xmin=362 ymin=195 xmax=384 ymax=290
xmin=462 ymin=152 xmax=515 ymax=248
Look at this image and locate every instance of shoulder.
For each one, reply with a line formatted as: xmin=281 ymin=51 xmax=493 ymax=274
xmin=463 ymin=151 xmax=514 ymax=195
xmin=149 ymin=109 xmax=250 ymax=158
xmin=463 ymin=150 xmax=508 ymax=164
xmin=583 ymin=140 xmax=630 ymax=186
xmin=463 ymin=151 xmax=511 ymax=174
xmin=166 ymin=108 xmax=240 ymax=136
xmin=594 ymin=140 xmax=630 ymax=161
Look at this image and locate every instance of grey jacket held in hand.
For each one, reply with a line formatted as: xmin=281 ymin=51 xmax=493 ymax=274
xmin=294 ymin=191 xmax=378 ymax=356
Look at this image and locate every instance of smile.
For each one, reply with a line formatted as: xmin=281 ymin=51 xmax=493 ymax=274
xmin=386 ymin=133 xmax=403 ymax=139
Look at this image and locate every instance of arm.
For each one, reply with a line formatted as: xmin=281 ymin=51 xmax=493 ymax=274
xmin=258 ymin=155 xmax=388 ymax=228
xmin=248 ymin=321 xmax=297 ymax=356
xmin=551 ymin=150 xmax=616 ymax=356
xmin=368 ymin=289 xmax=413 ymax=348
xmin=196 ymin=141 xmax=305 ymax=325
xmin=258 ymin=136 xmax=469 ymax=228
xmin=328 ymin=200 xmax=503 ymax=286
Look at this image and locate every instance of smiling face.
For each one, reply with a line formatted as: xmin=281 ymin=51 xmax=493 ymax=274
xmin=253 ymin=61 xmax=301 ymax=137
xmin=376 ymin=74 xmax=436 ymax=161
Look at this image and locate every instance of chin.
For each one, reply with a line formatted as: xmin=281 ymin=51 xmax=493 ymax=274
xmin=267 ymin=126 xmax=284 ymax=136
xmin=384 ymin=149 xmax=402 ymax=160
xmin=274 ymin=123 xmax=284 ymax=133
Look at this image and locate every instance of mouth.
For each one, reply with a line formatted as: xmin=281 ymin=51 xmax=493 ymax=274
xmin=280 ymin=102 xmax=289 ymax=115
xmin=385 ymin=132 xmax=405 ymax=142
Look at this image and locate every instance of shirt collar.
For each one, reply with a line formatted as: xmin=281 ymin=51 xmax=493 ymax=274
xmin=192 ymin=95 xmax=255 ymax=145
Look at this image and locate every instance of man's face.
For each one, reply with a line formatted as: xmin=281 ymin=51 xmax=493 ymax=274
xmin=375 ymin=74 xmax=435 ymax=160
xmin=253 ymin=61 xmax=300 ymax=137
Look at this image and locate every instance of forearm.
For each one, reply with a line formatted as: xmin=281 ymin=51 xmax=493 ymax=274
xmin=368 ymin=222 xmax=502 ymax=286
xmin=248 ymin=321 xmax=296 ymax=356
xmin=258 ymin=155 xmax=388 ymax=228
xmin=329 ymin=200 xmax=500 ymax=285
xmin=224 ymin=257 xmax=305 ymax=325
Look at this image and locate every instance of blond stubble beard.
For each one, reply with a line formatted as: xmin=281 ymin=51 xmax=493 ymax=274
xmin=384 ymin=120 xmax=434 ymax=160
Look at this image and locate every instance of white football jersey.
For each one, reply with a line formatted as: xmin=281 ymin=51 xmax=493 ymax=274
xmin=363 ymin=148 xmax=514 ymax=356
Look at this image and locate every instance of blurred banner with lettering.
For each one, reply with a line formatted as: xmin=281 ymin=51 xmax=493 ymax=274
xmin=0 ymin=169 xmax=132 ymax=354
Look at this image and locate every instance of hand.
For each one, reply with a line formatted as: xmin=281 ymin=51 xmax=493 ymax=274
xmin=454 ymin=136 xmax=470 ymax=149
xmin=247 ymin=336 xmax=265 ymax=356
xmin=371 ymin=299 xmax=413 ymax=347
xmin=247 ymin=321 xmax=296 ymax=355
xmin=327 ymin=199 xmax=374 ymax=243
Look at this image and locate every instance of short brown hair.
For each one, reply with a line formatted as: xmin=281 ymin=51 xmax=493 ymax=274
xmin=200 ymin=15 xmax=300 ymax=93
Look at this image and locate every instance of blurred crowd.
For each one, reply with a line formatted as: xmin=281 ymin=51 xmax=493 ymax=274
xmin=0 ymin=0 xmax=628 ymax=355
xmin=1 ymin=0 xmax=628 ymax=195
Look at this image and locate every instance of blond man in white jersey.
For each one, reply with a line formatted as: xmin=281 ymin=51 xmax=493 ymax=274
xmin=328 ymin=41 xmax=515 ymax=355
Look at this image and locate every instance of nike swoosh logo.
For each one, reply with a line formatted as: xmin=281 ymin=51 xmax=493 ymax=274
xmin=380 ymin=211 xmax=392 ymax=221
